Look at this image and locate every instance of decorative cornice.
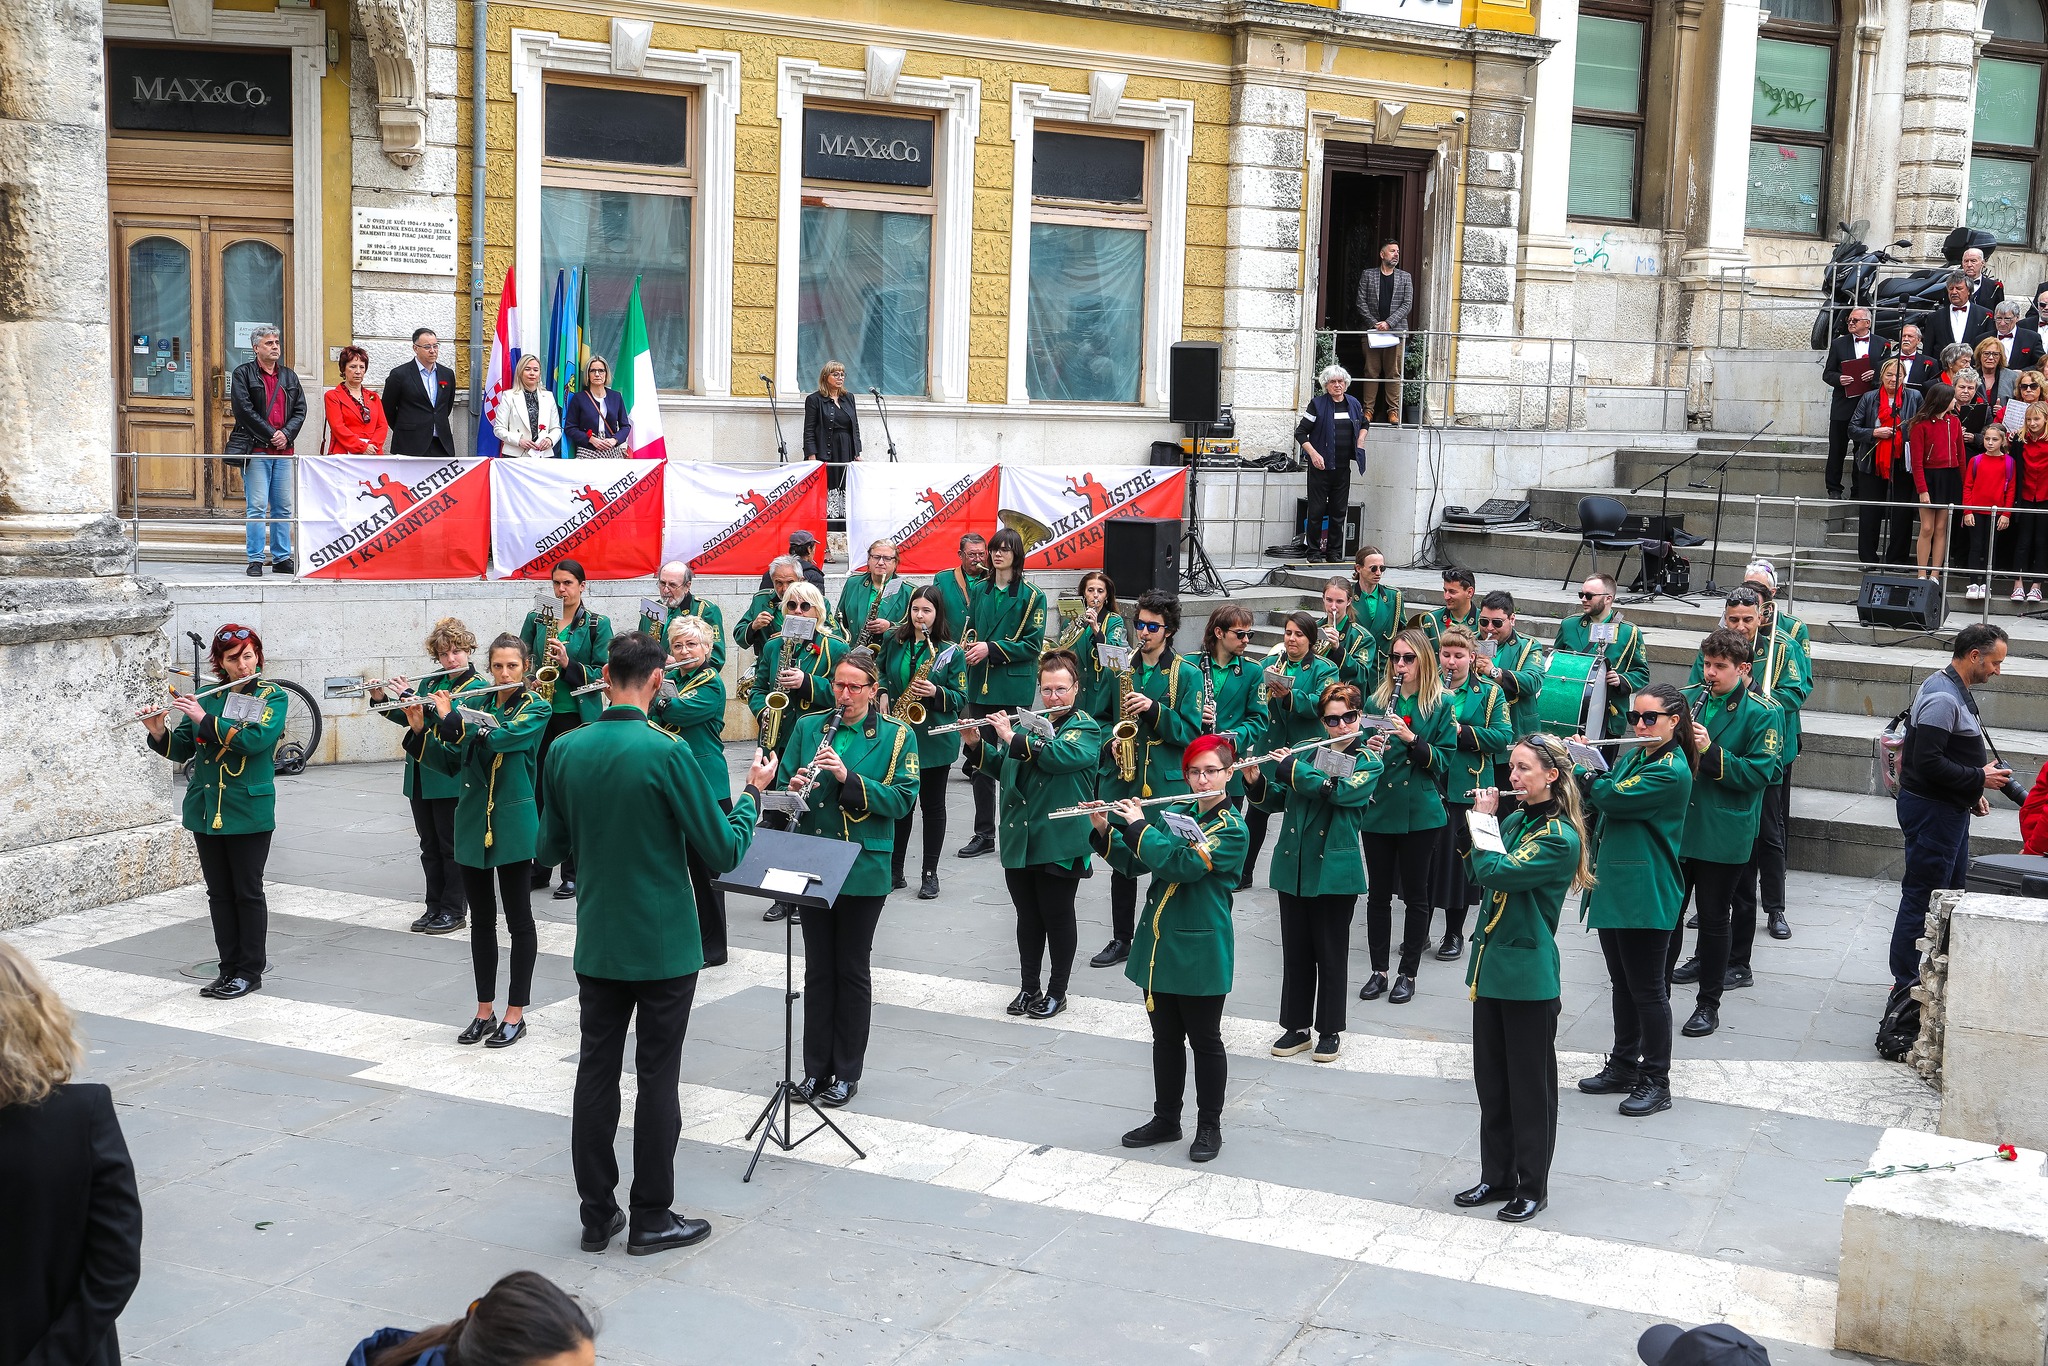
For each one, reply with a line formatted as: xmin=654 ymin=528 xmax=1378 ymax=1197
xmin=357 ymin=0 xmax=428 ymax=168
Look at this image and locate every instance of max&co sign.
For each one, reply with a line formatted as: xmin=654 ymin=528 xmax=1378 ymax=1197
xmin=107 ymin=43 xmax=292 ymax=139
xmin=801 ymin=107 xmax=935 ymax=189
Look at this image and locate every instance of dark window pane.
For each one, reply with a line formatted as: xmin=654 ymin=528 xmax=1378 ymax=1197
xmin=1027 ymin=223 xmax=1146 ymax=403
xmin=1753 ymin=39 xmax=1830 ymax=134
xmin=1575 ymin=16 xmax=1644 ymax=115
xmin=545 ymin=85 xmax=688 ymax=167
xmin=1988 ymin=0 xmax=2047 ymax=44
xmin=1768 ymin=0 xmax=1837 ymax=22
xmin=541 ymin=186 xmax=691 ymax=388
xmin=798 ymin=206 xmax=931 ymax=397
xmin=1034 ymin=131 xmax=1146 ymax=204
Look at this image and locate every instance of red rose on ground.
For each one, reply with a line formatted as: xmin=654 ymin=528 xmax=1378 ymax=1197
xmin=1999 ymin=1143 xmax=2019 ymax=1161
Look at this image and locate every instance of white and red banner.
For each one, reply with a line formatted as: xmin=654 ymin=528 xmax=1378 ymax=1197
xmin=664 ymin=461 xmax=825 ymax=577
xmin=300 ymin=455 xmax=491 ymax=580
xmin=490 ymin=458 xmax=666 ymax=580
xmin=1000 ymin=464 xmax=1188 ymax=570
xmin=846 ymin=462 xmax=1002 ymax=574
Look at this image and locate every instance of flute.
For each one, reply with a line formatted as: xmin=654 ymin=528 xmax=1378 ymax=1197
xmin=925 ymin=706 xmax=1053 ymax=736
xmin=568 ymin=658 xmax=695 ymax=697
xmin=335 ymin=665 xmax=463 ymax=698
xmin=124 ymin=675 xmax=253 ymax=724
xmin=368 ymin=680 xmax=522 ymax=712
xmin=1046 ymin=736 xmax=1353 ymax=817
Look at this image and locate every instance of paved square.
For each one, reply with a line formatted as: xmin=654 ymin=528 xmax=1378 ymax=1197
xmin=15 ymin=757 xmax=1923 ymax=1364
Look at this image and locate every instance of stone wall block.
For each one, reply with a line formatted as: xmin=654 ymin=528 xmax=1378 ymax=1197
xmin=1229 ymin=124 xmax=1306 ymax=170
xmin=1225 ymin=207 xmax=1302 ymax=252
xmin=1462 ymin=187 xmax=1518 ymax=229
xmin=1224 ymin=246 xmax=1304 ymax=293
xmin=1465 ymin=149 xmax=1522 ymax=190
xmin=1226 ymin=165 xmax=1304 ymax=212
xmin=1231 ymin=82 xmax=1308 ymax=129
xmin=1225 ymin=327 xmax=1301 ymax=372
xmin=1459 ymin=266 xmax=1515 ymax=305
xmin=353 ymin=288 xmax=460 ymax=342
xmin=1221 ymin=367 xmax=1298 ymax=411
xmin=1467 ymin=108 xmax=1524 ymax=152
xmin=353 ymin=140 xmax=461 ymax=192
xmin=1460 ymin=227 xmax=1516 ymax=266
xmin=1458 ymin=302 xmax=1514 ymax=336
xmin=1221 ymin=286 xmax=1299 ymax=332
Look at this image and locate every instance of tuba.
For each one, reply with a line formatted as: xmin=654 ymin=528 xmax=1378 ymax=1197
xmin=760 ymin=690 xmax=791 ymax=750
xmin=1111 ymin=661 xmax=1138 ymax=783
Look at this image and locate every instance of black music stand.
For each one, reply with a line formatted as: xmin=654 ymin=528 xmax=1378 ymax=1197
xmin=712 ymin=828 xmax=865 ymax=1181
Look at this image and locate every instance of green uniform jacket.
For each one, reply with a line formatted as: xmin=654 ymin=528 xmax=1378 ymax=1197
xmin=1355 ymin=582 xmax=1405 ymax=687
xmin=1679 ymin=684 xmax=1784 ymax=863
xmin=1198 ymin=652 xmax=1270 ymax=797
xmin=639 ymin=596 xmax=727 ymax=673
xmin=149 ymin=678 xmax=289 ymax=835
xmin=930 ymin=566 xmax=985 ymax=645
xmin=878 ymin=635 xmax=968 ymax=769
xmin=1553 ymin=610 xmax=1648 ymax=739
xmin=1247 ymin=744 xmax=1382 ymax=896
xmin=379 ymin=666 xmax=474 ymax=801
xmin=1263 ymin=653 xmax=1340 ymax=750
xmin=421 ymin=680 xmax=552 ymax=866
xmin=1316 ymin=613 xmax=1378 ymax=692
xmin=968 ymin=577 xmax=1048 ymax=707
xmin=1686 ymin=634 xmax=1811 ymax=765
xmin=1465 ymin=803 xmax=1578 ymax=1001
xmin=961 ymin=709 xmax=1102 ymax=871
xmin=1114 ymin=800 xmax=1244 ymax=1001
xmin=1443 ymin=675 xmax=1514 ymax=805
xmin=749 ymin=631 xmax=848 ymax=757
xmin=837 ymin=573 xmax=914 ymax=646
xmin=1580 ymin=740 xmax=1692 ymax=930
xmin=521 ymin=605 xmax=614 ymax=723
xmin=1485 ymin=633 xmax=1545 ymax=745
xmin=775 ymin=707 xmax=921 ymax=897
xmin=734 ymin=588 xmax=782 ymax=654
xmin=649 ymin=667 xmax=728 ymax=791
xmin=1421 ymin=604 xmax=1481 ymax=653
xmin=1070 ymin=612 xmax=1128 ymax=720
xmin=1359 ymin=692 xmax=1456 ymax=834
xmin=537 ymin=706 xmax=760 ymax=979
xmin=1100 ymin=651 xmax=1203 ymax=801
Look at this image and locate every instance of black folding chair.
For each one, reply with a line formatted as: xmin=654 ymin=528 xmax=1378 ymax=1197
xmin=1562 ymin=494 xmax=1637 ymax=589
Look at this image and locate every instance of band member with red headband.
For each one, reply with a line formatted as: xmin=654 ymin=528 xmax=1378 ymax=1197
xmin=1091 ymin=732 xmax=1246 ymax=1165
xmin=141 ymin=624 xmax=289 ymax=1001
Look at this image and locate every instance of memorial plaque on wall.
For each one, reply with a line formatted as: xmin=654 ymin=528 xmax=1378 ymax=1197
xmin=801 ymin=107 xmax=934 ymax=188
xmin=107 ymin=43 xmax=292 ymax=138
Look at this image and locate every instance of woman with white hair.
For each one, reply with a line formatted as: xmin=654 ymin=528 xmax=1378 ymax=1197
xmin=1292 ymin=365 xmax=1368 ymax=562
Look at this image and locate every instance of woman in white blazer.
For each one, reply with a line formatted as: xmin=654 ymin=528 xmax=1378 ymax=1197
xmin=494 ymin=354 xmax=561 ymax=456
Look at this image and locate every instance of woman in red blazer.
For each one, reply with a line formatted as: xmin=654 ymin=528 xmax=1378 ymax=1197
xmin=325 ymin=344 xmax=391 ymax=455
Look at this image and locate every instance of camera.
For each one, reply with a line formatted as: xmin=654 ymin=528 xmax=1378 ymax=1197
xmin=1453 ymin=112 xmax=1467 ymax=124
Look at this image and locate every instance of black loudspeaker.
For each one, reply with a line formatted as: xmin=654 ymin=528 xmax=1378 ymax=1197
xmin=1104 ymin=517 xmax=1181 ymax=598
xmin=1149 ymin=440 xmax=1185 ymax=467
xmin=1168 ymin=342 xmax=1222 ymax=425
xmin=1856 ymin=572 xmax=1946 ymax=631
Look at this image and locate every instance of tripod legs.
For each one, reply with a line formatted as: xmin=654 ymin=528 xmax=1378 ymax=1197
xmin=741 ymin=905 xmax=866 ymax=1182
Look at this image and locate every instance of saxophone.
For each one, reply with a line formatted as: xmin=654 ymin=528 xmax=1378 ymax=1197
xmin=1111 ymin=661 xmax=1138 ymax=783
xmin=761 ymin=689 xmax=791 ymax=750
xmin=532 ymin=598 xmax=562 ymax=702
xmin=893 ymin=639 xmax=934 ymax=727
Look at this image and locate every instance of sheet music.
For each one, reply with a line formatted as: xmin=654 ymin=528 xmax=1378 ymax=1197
xmin=1162 ymin=811 xmax=1208 ymax=845
xmin=1467 ymin=809 xmax=1506 ymax=854
xmin=1588 ymin=622 xmax=1618 ymax=646
xmin=931 ymin=644 xmax=958 ymax=669
xmin=221 ymin=692 xmax=263 ymax=723
xmin=761 ymin=868 xmax=815 ymax=896
xmin=1567 ymin=740 xmax=1608 ymax=772
xmin=1098 ymin=643 xmax=1133 ymax=671
xmin=758 ymin=791 xmax=808 ymax=818
xmin=780 ymin=616 xmax=817 ymax=641
xmin=534 ymin=593 xmax=556 ymax=614
xmin=1313 ymin=746 xmax=1357 ymax=778
xmin=640 ymin=597 xmax=666 ymax=621
xmin=1015 ymin=709 xmax=1056 ymax=739
xmin=457 ymin=706 xmax=499 ymax=731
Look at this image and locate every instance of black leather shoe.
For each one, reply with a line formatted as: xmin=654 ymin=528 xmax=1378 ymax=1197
xmin=456 ymin=1014 xmax=497 ymax=1045
xmin=580 ymin=1209 xmax=625 ymax=1252
xmin=1454 ymin=1181 xmax=1510 ymax=1208
xmin=1497 ymin=1196 xmax=1547 ymax=1223
xmin=1723 ymin=965 xmax=1754 ymax=990
xmin=199 ymin=973 xmax=232 ymax=998
xmin=1768 ymin=910 xmax=1791 ymax=940
xmin=793 ymin=1077 xmax=824 ymax=1103
xmin=1358 ymin=971 xmax=1388 ymax=1001
xmin=763 ymin=902 xmax=790 ymax=922
xmin=410 ymin=910 xmax=434 ymax=932
xmin=1090 ymin=939 xmax=1128 ymax=968
xmin=212 ymin=977 xmax=259 ymax=1000
xmin=957 ymin=834 xmax=996 ymax=858
xmin=1619 ymin=1081 xmax=1673 ymax=1117
xmin=817 ymin=1079 xmax=857 ymax=1108
xmin=1236 ymin=870 xmax=1254 ymax=892
xmin=1435 ymin=933 xmax=1463 ymax=961
xmin=420 ymin=911 xmax=465 ymax=935
xmin=485 ymin=1018 xmax=526 ymax=1049
xmin=1681 ymin=1004 xmax=1720 ymax=1037
xmin=1006 ymin=990 xmax=1040 ymax=1017
xmin=1577 ymin=1059 xmax=1640 ymax=1095
xmin=789 ymin=907 xmax=803 ymax=926
xmin=1671 ymin=956 xmax=1702 ymax=984
xmin=918 ymin=873 xmax=940 ymax=900
xmin=627 ymin=1212 xmax=712 ymax=1256
xmin=1026 ymin=993 xmax=1065 ymax=1021
xmin=1270 ymin=1029 xmax=1312 ymax=1057
xmin=892 ymin=873 xmax=908 ymax=891
xmin=1388 ymin=974 xmax=1415 ymax=1005
xmin=1189 ymin=1123 xmax=1222 ymax=1163
xmin=1121 ymin=1116 xmax=1182 ymax=1148
xmin=271 ymin=558 xmax=295 ymax=575
xmin=553 ymin=880 xmax=577 ymax=900
xmin=1685 ymin=911 xmax=1699 ymax=929
xmin=245 ymin=562 xmax=264 ymax=578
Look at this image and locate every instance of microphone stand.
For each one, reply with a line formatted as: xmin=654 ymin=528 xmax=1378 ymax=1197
xmin=869 ymin=387 xmax=899 ymax=462
xmin=1695 ymin=419 xmax=1773 ymax=595
xmin=760 ymin=374 xmax=789 ymax=464
xmin=1619 ymin=446 xmax=1711 ymax=605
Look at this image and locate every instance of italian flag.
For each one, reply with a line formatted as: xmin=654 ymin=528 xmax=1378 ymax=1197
xmin=618 ymin=275 xmax=667 ymax=461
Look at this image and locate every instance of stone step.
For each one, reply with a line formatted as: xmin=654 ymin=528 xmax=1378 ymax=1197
xmin=1790 ymin=787 xmax=2019 ymax=880
xmin=1697 ymin=433 xmax=1830 ymax=455
xmin=1614 ymin=446 xmax=1827 ymax=498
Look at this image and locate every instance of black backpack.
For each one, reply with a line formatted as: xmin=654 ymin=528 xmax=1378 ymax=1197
xmin=1875 ymin=982 xmax=1920 ymax=1061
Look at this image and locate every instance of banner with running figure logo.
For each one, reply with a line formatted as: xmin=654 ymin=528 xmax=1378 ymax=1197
xmin=301 ymin=455 xmax=491 ymax=579
xmin=998 ymin=464 xmax=1188 ymax=571
xmin=845 ymin=462 xmax=1001 ymax=574
xmin=489 ymin=457 xmax=665 ymax=579
xmin=666 ymin=461 xmax=826 ymax=576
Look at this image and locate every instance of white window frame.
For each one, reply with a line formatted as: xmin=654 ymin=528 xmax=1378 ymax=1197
xmin=512 ymin=28 xmax=737 ymax=397
xmin=775 ymin=59 xmax=978 ymax=403
xmin=1008 ymin=84 xmax=1192 ymax=409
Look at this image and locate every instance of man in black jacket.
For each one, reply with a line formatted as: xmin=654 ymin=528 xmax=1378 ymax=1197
xmin=1892 ymin=623 xmax=2012 ymax=987
xmin=227 ymin=325 xmax=306 ymax=577
xmin=1987 ymin=300 xmax=2046 ymax=373
xmin=1821 ymin=308 xmax=1877 ymax=498
xmin=1914 ymin=274 xmax=1992 ymax=357
xmin=384 ymin=327 xmax=457 ymax=457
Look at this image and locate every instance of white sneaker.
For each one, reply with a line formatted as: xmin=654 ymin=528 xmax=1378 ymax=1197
xmin=1967 ymin=583 xmax=1984 ymax=600
xmin=2014 ymin=582 xmax=2028 ymax=602
xmin=2031 ymin=585 xmax=2043 ymax=603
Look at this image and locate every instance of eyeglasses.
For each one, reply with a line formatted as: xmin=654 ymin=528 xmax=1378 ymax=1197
xmin=1227 ymin=629 xmax=1254 ymax=640
xmin=1479 ymin=618 xmax=1509 ymax=630
xmin=1321 ymin=710 xmax=1362 ymax=727
xmin=1133 ymin=620 xmax=1164 ymax=633
xmin=1389 ymin=651 xmax=1418 ymax=663
xmin=1625 ymin=710 xmax=1673 ymax=725
xmin=1186 ymin=766 xmax=1228 ymax=779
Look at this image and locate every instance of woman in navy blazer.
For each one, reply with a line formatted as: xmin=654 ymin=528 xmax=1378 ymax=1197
xmin=564 ymin=357 xmax=632 ymax=457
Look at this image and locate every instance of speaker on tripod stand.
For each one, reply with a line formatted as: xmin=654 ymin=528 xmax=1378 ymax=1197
xmin=1167 ymin=342 xmax=1224 ymax=595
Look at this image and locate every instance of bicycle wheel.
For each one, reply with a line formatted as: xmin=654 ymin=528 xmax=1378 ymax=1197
xmin=268 ymin=678 xmax=323 ymax=776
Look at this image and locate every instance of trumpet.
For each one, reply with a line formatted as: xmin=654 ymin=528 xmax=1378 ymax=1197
xmin=123 ymin=675 xmax=254 ymax=725
xmin=368 ymin=680 xmax=522 ymax=712
xmin=332 ymin=666 xmax=463 ymax=699
xmin=760 ymin=690 xmax=791 ymax=750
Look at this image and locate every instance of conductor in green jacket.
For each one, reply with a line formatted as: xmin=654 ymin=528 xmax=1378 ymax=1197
xmin=142 ymin=623 xmax=288 ymax=1002
xmin=961 ymin=651 xmax=1102 ymax=1021
xmin=1093 ymin=733 xmax=1246 ymax=1165
xmin=540 ymin=631 xmax=772 ymax=1258
xmin=1459 ymin=734 xmax=1592 ymax=1225
xmin=960 ymin=526 xmax=1046 ymax=855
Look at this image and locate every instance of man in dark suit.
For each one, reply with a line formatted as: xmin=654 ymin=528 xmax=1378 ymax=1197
xmin=1987 ymin=300 xmax=2046 ymax=373
xmin=2023 ymin=283 xmax=2048 ymax=330
xmin=1960 ymin=246 xmax=2004 ymax=314
xmin=1895 ymin=324 xmax=1939 ymax=391
xmin=1916 ymin=274 xmax=1992 ymax=355
xmin=1822 ymin=307 xmax=1879 ymax=498
xmin=383 ymin=327 xmax=457 ymax=457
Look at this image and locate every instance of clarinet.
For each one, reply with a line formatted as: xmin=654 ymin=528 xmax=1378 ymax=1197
xmin=793 ymin=707 xmax=846 ymax=792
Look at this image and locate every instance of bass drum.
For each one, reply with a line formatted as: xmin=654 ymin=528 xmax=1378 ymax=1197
xmin=1534 ymin=649 xmax=1608 ymax=739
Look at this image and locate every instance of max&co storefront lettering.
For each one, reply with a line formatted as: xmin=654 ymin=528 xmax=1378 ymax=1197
xmin=801 ymin=107 xmax=935 ymax=189
xmin=107 ymin=43 xmax=292 ymax=138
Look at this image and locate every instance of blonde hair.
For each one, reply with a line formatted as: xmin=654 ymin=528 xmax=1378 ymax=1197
xmin=1974 ymin=336 xmax=2006 ymax=373
xmin=667 ymin=616 xmax=713 ymax=649
xmin=424 ymin=616 xmax=477 ymax=660
xmin=778 ymin=580 xmax=828 ymax=619
xmin=1511 ymin=734 xmax=1597 ymax=892
xmin=1438 ymin=624 xmax=1478 ymax=658
xmin=2026 ymin=401 xmax=2048 ymax=442
xmin=1982 ymin=424 xmax=2012 ymax=453
xmin=0 ymin=941 xmax=82 ymax=1109
xmin=1372 ymin=628 xmax=1442 ymax=716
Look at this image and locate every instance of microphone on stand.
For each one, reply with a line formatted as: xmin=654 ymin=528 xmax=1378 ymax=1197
xmin=869 ymin=386 xmax=900 ymax=462
xmin=761 ymin=374 xmax=789 ymax=463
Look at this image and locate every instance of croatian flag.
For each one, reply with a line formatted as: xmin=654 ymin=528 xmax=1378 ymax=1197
xmin=476 ymin=267 xmax=518 ymax=458
xmin=618 ymin=275 xmax=667 ymax=461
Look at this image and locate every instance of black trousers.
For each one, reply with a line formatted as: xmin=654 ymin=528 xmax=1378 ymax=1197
xmin=1362 ymin=829 xmax=1436 ymax=975
xmin=965 ymin=706 xmax=999 ymax=839
xmin=1110 ymin=870 xmax=1139 ymax=944
xmin=688 ymin=797 xmax=732 ymax=967
xmin=1303 ymin=461 xmax=1352 ymax=553
xmin=1731 ymin=772 xmax=1791 ymax=960
xmin=1277 ymin=892 xmax=1356 ymax=1035
xmin=1825 ymin=416 xmax=1852 ymax=495
xmin=2016 ymin=497 xmax=2048 ymax=579
xmin=531 ymin=712 xmax=582 ymax=880
xmin=1243 ymin=805 xmax=1272 ymax=881
xmin=1671 ymin=858 xmax=1743 ymax=1009
xmin=1855 ymin=463 xmax=1918 ymax=566
xmin=572 ymin=970 xmax=698 ymax=1232
xmin=1471 ymin=995 xmax=1559 ymax=1201
xmin=894 ymin=763 xmax=951 ymax=880
xmin=1148 ymin=991 xmax=1227 ymax=1127
xmin=1005 ymin=866 xmax=1080 ymax=996
xmin=1598 ymin=926 xmax=1673 ymax=1085
xmin=461 ymin=861 xmax=536 ymax=1008
xmin=1431 ymin=803 xmax=1479 ymax=937
xmin=409 ymin=794 xmax=466 ymax=917
xmin=801 ymin=893 xmax=885 ymax=1082
xmin=192 ymin=830 xmax=271 ymax=982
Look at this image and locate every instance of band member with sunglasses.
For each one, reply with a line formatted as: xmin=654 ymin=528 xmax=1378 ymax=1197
xmin=142 ymin=624 xmax=289 ymax=1002
xmin=1358 ymin=628 xmax=1457 ymax=1004
xmin=1431 ymin=626 xmax=1512 ymax=962
xmin=747 ymin=580 xmax=847 ymax=765
xmin=1352 ymin=546 xmax=1403 ymax=688
xmin=1245 ymin=611 xmax=1339 ymax=886
xmin=651 ymin=616 xmax=733 ymax=965
xmin=1473 ymin=592 xmax=1545 ymax=790
xmin=1244 ymin=682 xmax=1382 ymax=1063
xmin=1553 ymin=573 xmax=1647 ymax=738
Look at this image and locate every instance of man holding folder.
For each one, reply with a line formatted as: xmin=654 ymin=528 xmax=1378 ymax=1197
xmin=1823 ymin=307 xmax=1879 ymax=499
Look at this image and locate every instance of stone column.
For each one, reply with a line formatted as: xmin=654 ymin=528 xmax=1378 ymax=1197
xmin=1517 ymin=0 xmax=1579 ymax=333
xmin=1893 ymin=0 xmax=1983 ymax=257
xmin=0 ymin=0 xmax=191 ymax=928
xmin=1452 ymin=54 xmax=1531 ymax=426
xmin=1676 ymin=0 xmax=1764 ymax=347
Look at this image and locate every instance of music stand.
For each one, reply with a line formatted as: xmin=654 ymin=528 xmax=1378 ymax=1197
xmin=712 ymin=828 xmax=865 ymax=1181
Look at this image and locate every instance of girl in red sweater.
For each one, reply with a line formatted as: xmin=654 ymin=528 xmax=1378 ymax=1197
xmin=2013 ymin=401 xmax=2048 ymax=601
xmin=1962 ymin=424 xmax=2015 ymax=600
xmin=1906 ymin=381 xmax=1965 ymax=581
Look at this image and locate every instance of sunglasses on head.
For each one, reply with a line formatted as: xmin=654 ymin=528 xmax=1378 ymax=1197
xmin=216 ymin=628 xmax=253 ymax=643
xmin=1625 ymin=709 xmax=1673 ymax=725
xmin=1321 ymin=709 xmax=1362 ymax=727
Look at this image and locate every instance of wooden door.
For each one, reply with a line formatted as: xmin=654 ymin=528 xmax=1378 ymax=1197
xmin=115 ymin=221 xmax=206 ymax=514
xmin=207 ymin=226 xmax=292 ymax=461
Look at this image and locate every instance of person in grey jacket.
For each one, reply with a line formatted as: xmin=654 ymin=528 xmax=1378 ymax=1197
xmin=1354 ymin=241 xmax=1414 ymax=424
xmin=226 ymin=325 xmax=306 ymax=577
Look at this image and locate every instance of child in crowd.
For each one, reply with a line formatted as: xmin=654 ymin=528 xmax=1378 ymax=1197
xmin=1962 ymin=424 xmax=2015 ymax=600
xmin=2012 ymin=402 xmax=2048 ymax=602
